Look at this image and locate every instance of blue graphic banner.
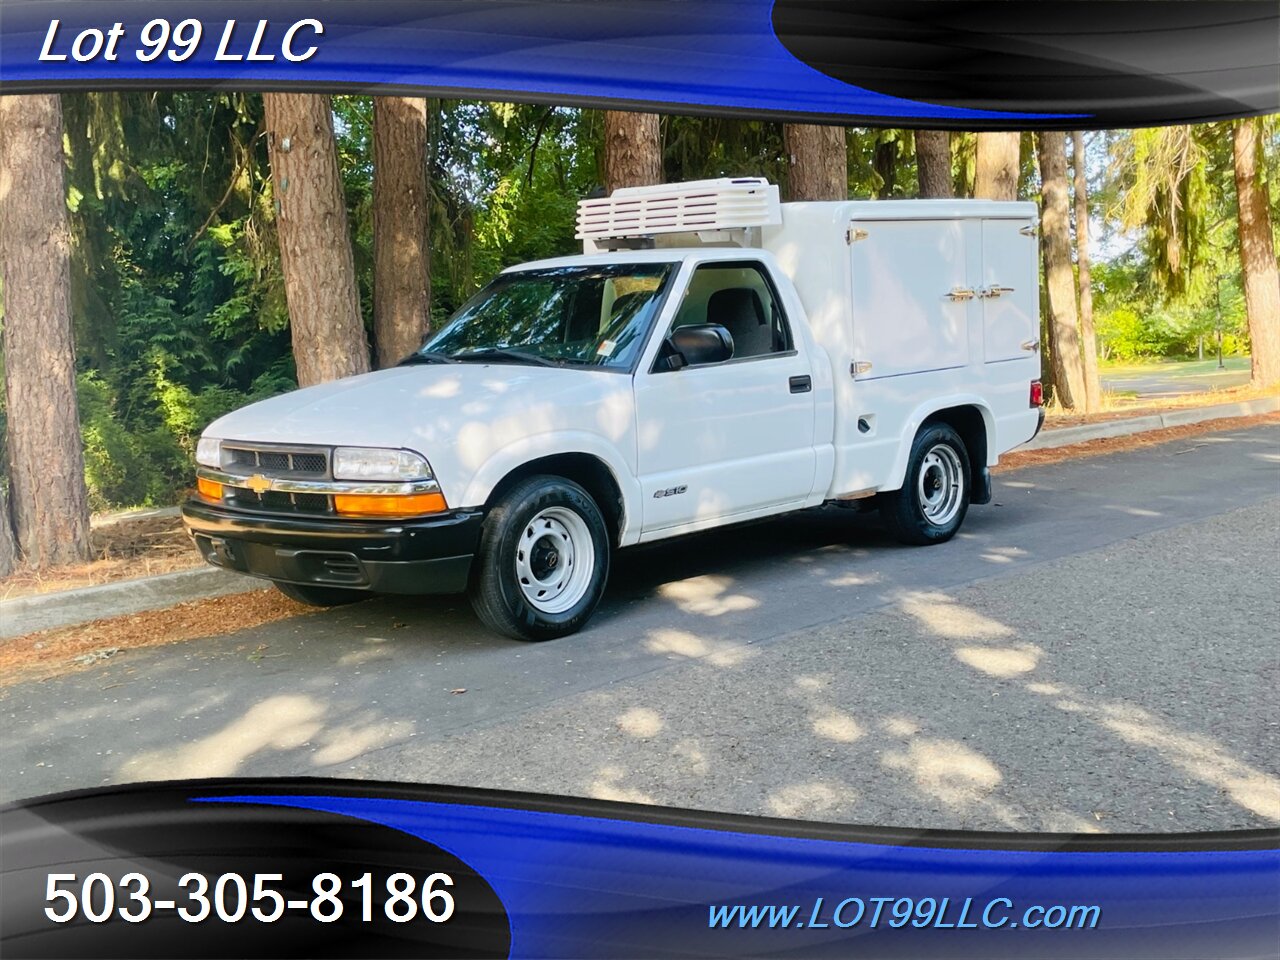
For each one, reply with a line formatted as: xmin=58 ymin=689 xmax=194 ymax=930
xmin=2 ymin=0 xmax=1277 ymax=128
xmin=2 ymin=780 xmax=1277 ymax=958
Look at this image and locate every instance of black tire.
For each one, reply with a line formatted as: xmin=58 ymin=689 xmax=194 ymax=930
xmin=273 ymin=581 xmax=367 ymax=607
xmin=468 ymin=475 xmax=610 ymax=641
xmin=879 ymin=423 xmax=971 ymax=546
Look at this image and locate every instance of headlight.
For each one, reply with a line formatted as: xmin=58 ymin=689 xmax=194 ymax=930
xmin=332 ymin=447 xmax=433 ymax=482
xmin=195 ymin=436 xmax=221 ymax=468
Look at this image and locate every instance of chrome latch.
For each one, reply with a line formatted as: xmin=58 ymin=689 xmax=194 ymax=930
xmin=1020 ymin=339 xmax=1040 ymax=353
xmin=946 ymin=287 xmax=976 ymax=302
xmin=850 ymin=361 xmax=873 ymax=377
xmin=979 ymin=285 xmax=1016 ymax=299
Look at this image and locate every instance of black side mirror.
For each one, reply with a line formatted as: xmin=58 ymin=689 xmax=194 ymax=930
xmin=663 ymin=324 xmax=734 ymax=370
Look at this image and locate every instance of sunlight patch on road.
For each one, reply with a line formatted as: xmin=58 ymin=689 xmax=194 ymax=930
xmin=588 ymin=765 xmax=654 ymax=804
xmin=881 ymin=738 xmax=1003 ymax=806
xmin=122 ymin=694 xmax=325 ymax=779
xmin=767 ymin=781 xmax=849 ymax=818
xmin=953 ymin=644 xmax=1041 ymax=678
xmin=617 ymin=707 xmax=664 ymax=738
xmin=644 ymin=628 xmax=754 ymax=667
xmin=314 ymin=719 xmax=412 ymax=766
xmin=657 ymin=575 xmax=759 ymax=617
xmin=898 ymin=592 xmax=1015 ymax=641
xmin=811 ymin=709 xmax=863 ymax=743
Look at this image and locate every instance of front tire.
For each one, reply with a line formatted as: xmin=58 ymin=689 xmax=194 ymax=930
xmin=880 ymin=423 xmax=971 ymax=545
xmin=273 ymin=581 xmax=367 ymax=607
xmin=468 ymin=475 xmax=610 ymax=641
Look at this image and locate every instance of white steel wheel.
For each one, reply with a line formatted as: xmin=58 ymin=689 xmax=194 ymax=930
xmin=879 ymin=423 xmax=972 ymax=546
xmin=917 ymin=443 xmax=965 ymax=527
xmin=515 ymin=506 xmax=596 ymax=614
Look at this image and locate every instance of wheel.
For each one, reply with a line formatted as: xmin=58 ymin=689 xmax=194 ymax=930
xmin=468 ymin=475 xmax=610 ymax=641
xmin=879 ymin=423 xmax=971 ymax=545
xmin=273 ymin=581 xmax=367 ymax=607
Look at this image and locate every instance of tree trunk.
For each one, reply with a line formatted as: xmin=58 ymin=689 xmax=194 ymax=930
xmin=873 ymin=137 xmax=897 ymax=199
xmin=0 ymin=94 xmax=92 ymax=568
xmin=0 ymin=487 xmax=18 ymax=578
xmin=1037 ymin=131 xmax=1086 ymax=410
xmin=1072 ymin=131 xmax=1103 ymax=411
xmin=1232 ymin=117 xmax=1280 ymax=388
xmin=263 ymin=93 xmax=370 ymax=387
xmin=915 ymin=130 xmax=954 ymax=198
xmin=974 ymin=131 xmax=1020 ymax=200
xmin=783 ymin=124 xmax=848 ymax=201
xmin=373 ymin=96 xmax=432 ymax=368
xmin=602 ymin=111 xmax=662 ymax=192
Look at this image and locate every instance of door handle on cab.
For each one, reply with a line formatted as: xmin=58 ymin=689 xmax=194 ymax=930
xmin=789 ymin=375 xmax=812 ymax=394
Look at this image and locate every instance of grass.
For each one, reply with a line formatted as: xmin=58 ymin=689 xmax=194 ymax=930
xmin=1100 ymin=356 xmax=1251 ymax=379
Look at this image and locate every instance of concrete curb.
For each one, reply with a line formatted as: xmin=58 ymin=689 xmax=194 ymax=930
xmin=3 ymin=394 xmax=1276 ymax=641
xmin=1022 ymin=395 xmax=1279 ymax=451
xmin=0 ymin=567 xmax=260 ymax=640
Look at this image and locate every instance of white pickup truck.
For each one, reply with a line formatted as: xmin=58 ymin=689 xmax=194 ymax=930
xmin=183 ymin=178 xmax=1044 ymax=640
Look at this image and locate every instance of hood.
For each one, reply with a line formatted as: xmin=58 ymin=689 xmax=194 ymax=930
xmin=204 ymin=363 xmax=637 ymax=504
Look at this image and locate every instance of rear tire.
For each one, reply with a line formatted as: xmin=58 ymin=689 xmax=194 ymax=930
xmin=468 ymin=475 xmax=610 ymax=641
xmin=273 ymin=581 xmax=367 ymax=607
xmin=880 ymin=423 xmax=971 ymax=545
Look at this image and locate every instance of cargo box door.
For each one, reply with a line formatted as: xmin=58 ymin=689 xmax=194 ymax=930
xmin=980 ymin=218 xmax=1039 ymax=363
xmin=849 ymin=219 xmax=972 ymax=381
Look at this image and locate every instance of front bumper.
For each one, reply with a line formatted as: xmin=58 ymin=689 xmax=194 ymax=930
xmin=181 ymin=499 xmax=484 ymax=595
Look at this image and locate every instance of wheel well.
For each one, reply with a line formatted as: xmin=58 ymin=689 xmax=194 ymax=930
xmin=486 ymin=454 xmax=625 ymax=544
xmin=923 ymin=405 xmax=989 ymax=490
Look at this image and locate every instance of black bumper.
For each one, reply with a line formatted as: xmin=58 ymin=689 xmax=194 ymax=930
xmin=1032 ymin=407 xmax=1046 ymax=439
xmin=181 ymin=500 xmax=484 ymax=595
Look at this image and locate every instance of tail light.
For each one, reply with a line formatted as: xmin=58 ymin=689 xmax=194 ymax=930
xmin=1029 ymin=380 xmax=1044 ymax=408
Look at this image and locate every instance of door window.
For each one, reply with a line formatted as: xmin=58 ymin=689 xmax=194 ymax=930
xmin=663 ymin=262 xmax=793 ymax=364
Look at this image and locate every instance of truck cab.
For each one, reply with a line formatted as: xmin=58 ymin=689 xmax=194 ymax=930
xmin=183 ymin=178 xmax=1044 ymax=640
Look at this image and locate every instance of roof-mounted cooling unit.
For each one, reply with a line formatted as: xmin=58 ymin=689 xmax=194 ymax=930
xmin=576 ymin=178 xmax=781 ymax=251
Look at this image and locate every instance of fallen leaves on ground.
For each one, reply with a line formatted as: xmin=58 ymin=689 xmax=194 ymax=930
xmin=0 ymin=588 xmax=324 ymax=687
xmin=1 ymin=514 xmax=202 ymax=601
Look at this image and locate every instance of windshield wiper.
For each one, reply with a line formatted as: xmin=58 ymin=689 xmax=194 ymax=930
xmin=397 ymin=351 xmax=457 ymax=366
xmin=450 ymin=347 xmax=559 ymax=367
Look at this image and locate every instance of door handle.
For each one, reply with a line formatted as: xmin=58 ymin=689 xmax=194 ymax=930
xmin=979 ymin=285 xmax=1016 ymax=299
xmin=789 ymin=375 xmax=812 ymax=394
xmin=946 ymin=287 xmax=976 ymax=302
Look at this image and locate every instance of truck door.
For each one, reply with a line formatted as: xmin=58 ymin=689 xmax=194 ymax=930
xmin=980 ymin=217 xmax=1040 ymax=363
xmin=633 ymin=260 xmax=817 ymax=536
xmin=849 ymin=219 xmax=975 ymax=381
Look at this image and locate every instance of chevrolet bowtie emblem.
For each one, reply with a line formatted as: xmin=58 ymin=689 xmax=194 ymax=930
xmin=245 ymin=474 xmax=272 ymax=494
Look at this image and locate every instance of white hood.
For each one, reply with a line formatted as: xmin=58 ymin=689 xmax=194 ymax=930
xmin=204 ymin=364 xmax=638 ymax=507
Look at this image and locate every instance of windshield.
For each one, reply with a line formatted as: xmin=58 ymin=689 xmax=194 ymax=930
xmin=416 ymin=263 xmax=674 ymax=369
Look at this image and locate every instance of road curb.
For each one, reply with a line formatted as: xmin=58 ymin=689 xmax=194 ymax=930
xmin=0 ymin=567 xmax=261 ymax=641
xmin=2 ymin=395 xmax=1276 ymax=641
xmin=1022 ymin=395 xmax=1279 ymax=450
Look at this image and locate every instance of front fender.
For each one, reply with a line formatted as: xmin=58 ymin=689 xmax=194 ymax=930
xmin=883 ymin=396 xmax=996 ymax=491
xmin=460 ymin=431 xmax=644 ymax=546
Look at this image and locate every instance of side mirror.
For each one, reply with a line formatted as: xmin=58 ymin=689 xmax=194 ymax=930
xmin=663 ymin=324 xmax=734 ymax=370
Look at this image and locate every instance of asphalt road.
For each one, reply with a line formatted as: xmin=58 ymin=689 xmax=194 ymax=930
xmin=1102 ymin=361 xmax=1252 ymax=400
xmin=3 ymin=424 xmax=1278 ymax=833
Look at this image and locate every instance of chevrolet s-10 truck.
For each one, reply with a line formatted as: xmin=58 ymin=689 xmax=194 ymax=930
xmin=183 ymin=178 xmax=1044 ymax=640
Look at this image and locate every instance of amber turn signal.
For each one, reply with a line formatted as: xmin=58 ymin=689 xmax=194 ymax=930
xmin=333 ymin=492 xmax=447 ymax=518
xmin=196 ymin=476 xmax=224 ymax=501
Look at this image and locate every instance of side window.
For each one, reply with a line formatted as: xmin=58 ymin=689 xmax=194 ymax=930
xmin=669 ymin=263 xmax=793 ymax=362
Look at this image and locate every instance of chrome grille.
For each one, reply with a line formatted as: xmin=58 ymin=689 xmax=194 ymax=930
xmin=223 ymin=443 xmax=330 ymax=479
